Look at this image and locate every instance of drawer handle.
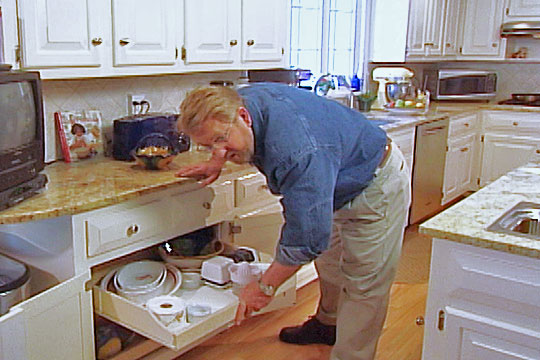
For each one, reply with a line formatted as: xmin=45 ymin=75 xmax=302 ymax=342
xmin=464 ymin=123 xmax=469 ymax=127
xmin=259 ymin=184 xmax=269 ymax=191
xmin=460 ymin=147 xmax=469 ymax=152
xmin=230 ymin=39 xmax=238 ymax=46
xmin=247 ymin=39 xmax=255 ymax=46
xmin=126 ymin=224 xmax=139 ymax=237
xmin=536 ymin=149 xmax=540 ymax=154
xmin=91 ymin=37 xmax=103 ymax=46
xmin=513 ymin=121 xmax=519 ymax=126
xmin=415 ymin=316 xmax=425 ymax=326
xmin=202 ymin=202 xmax=211 ymax=210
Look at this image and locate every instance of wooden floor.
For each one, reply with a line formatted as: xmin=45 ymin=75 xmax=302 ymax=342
xmin=175 ymin=227 xmax=430 ymax=360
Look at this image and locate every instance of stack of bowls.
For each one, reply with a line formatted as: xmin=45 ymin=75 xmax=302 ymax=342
xmin=101 ymin=260 xmax=184 ymax=304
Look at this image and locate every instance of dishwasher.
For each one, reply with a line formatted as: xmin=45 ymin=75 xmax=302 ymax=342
xmin=409 ymin=117 xmax=450 ymax=224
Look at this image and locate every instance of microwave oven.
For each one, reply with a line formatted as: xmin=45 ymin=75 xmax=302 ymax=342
xmin=424 ymin=69 xmax=497 ymax=101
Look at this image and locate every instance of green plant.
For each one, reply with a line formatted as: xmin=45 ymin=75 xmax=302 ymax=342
xmin=354 ymin=92 xmax=377 ymax=102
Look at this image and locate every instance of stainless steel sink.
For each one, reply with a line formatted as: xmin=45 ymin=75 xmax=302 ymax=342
xmin=487 ymin=202 xmax=540 ymax=240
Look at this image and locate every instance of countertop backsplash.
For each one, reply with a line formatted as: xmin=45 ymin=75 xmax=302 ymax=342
xmin=42 ymin=71 xmax=243 ymax=163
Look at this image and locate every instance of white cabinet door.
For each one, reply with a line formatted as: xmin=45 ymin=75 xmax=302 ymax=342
xmin=460 ymin=0 xmax=506 ymax=58
xmin=407 ymin=0 xmax=445 ymax=57
xmin=241 ymin=0 xmax=286 ymax=63
xmin=443 ymin=133 xmax=477 ymax=205
xmin=441 ymin=0 xmax=461 ymax=57
xmin=480 ymin=134 xmax=539 ymax=187
xmin=445 ymin=307 xmax=540 ymax=360
xmin=507 ymin=0 xmax=540 ymax=17
xmin=0 ymin=273 xmax=94 ymax=360
xmin=112 ymin=0 xmax=177 ymax=66
xmin=183 ymin=0 xmax=241 ymax=64
xmin=18 ymin=0 xmax=105 ymax=68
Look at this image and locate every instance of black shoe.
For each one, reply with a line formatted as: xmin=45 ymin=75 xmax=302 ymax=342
xmin=279 ymin=317 xmax=336 ymax=345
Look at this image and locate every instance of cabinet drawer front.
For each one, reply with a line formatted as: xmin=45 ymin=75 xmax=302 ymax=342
xmin=449 ymin=114 xmax=477 ymax=137
xmin=483 ymin=112 xmax=540 ymax=134
xmin=235 ymin=172 xmax=277 ymax=210
xmin=86 ymin=200 xmax=170 ymax=257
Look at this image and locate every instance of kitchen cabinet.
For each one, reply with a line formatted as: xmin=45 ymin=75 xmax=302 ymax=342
xmin=442 ymin=113 xmax=480 ymax=205
xmin=422 ymin=239 xmax=540 ymax=360
xmin=386 ymin=126 xmax=416 ymax=179
xmin=11 ymin=0 xmax=287 ymax=79
xmin=505 ymin=0 xmax=540 ymax=19
xmin=0 ymin=167 xmax=296 ymax=359
xmin=479 ymin=111 xmax=540 ymax=186
xmin=183 ymin=0 xmax=287 ymax=67
xmin=406 ymin=0 xmax=506 ymax=61
xmin=459 ymin=0 xmax=507 ymax=59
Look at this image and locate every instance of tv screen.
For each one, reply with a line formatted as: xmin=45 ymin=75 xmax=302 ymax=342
xmin=0 ymin=81 xmax=37 ymax=151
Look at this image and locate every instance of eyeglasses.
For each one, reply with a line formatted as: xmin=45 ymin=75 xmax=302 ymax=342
xmin=199 ymin=120 xmax=234 ymax=152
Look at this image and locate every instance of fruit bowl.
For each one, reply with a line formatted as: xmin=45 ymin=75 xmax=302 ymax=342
xmin=131 ymin=133 xmax=177 ymax=170
xmin=384 ymin=90 xmax=430 ymax=115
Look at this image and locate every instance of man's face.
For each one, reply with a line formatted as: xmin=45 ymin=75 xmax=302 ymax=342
xmin=191 ymin=108 xmax=255 ymax=164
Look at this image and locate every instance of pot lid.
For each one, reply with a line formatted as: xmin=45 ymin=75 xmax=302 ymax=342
xmin=0 ymin=254 xmax=30 ymax=293
xmin=501 ymin=21 xmax=540 ymax=37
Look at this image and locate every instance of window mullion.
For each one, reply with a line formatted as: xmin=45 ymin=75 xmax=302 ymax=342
xmin=320 ymin=0 xmax=331 ymax=74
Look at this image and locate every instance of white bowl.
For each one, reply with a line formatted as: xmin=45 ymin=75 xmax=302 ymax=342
xmin=115 ymin=260 xmax=166 ymax=291
xmin=158 ymin=240 xmax=225 ymax=270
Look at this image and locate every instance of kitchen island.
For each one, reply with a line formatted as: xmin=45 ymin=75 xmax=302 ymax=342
xmin=419 ymin=161 xmax=540 ymax=359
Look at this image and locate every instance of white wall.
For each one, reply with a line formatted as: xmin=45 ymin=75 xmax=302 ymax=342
xmin=42 ymin=72 xmax=242 ymax=162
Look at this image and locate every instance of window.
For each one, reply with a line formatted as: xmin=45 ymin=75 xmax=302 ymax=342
xmin=289 ymin=0 xmax=369 ymax=77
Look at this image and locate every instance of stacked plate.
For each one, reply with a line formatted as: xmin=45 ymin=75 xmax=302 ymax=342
xmin=101 ymin=260 xmax=182 ymax=304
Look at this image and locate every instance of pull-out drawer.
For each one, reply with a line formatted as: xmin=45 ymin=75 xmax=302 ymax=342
xmin=93 ymin=260 xmax=296 ymax=354
xmin=449 ymin=113 xmax=477 ymax=138
xmin=483 ymin=111 xmax=540 ymax=135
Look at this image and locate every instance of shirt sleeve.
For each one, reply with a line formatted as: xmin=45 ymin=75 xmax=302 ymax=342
xmin=273 ymin=149 xmax=339 ymax=266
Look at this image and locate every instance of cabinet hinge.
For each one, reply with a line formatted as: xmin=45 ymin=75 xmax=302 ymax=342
xmin=175 ymin=47 xmax=178 ymax=60
xmin=477 ymin=178 xmax=481 ymax=186
xmin=505 ymin=8 xmax=509 ymax=15
xmin=446 ymin=145 xmax=449 ymax=152
xmin=15 ymin=45 xmax=21 ymax=65
xmin=281 ymin=47 xmax=285 ymax=55
xmin=181 ymin=46 xmax=186 ymax=61
xmin=459 ymin=47 xmax=462 ymax=54
xmin=229 ymin=223 xmax=242 ymax=234
xmin=437 ymin=310 xmax=445 ymax=331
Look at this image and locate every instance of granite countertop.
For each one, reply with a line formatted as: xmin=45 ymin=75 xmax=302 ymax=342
xmin=366 ymin=102 xmax=540 ymax=131
xmin=0 ymin=151 xmax=252 ymax=225
xmin=419 ymin=162 xmax=540 ymax=259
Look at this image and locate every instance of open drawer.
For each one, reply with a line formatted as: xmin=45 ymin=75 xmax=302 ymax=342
xmin=92 ymin=261 xmax=296 ymax=353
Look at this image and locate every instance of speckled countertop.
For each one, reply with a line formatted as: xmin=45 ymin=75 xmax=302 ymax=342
xmin=420 ymin=161 xmax=540 ymax=259
xmin=0 ymin=151 xmax=252 ymax=225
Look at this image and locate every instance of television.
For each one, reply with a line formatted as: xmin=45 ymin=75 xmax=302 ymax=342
xmin=0 ymin=65 xmax=47 ymax=209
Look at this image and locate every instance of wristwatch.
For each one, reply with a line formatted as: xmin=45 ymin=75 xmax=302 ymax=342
xmin=257 ymin=280 xmax=275 ymax=296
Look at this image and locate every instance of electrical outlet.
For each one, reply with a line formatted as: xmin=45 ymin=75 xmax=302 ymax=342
xmin=127 ymin=94 xmax=147 ymax=115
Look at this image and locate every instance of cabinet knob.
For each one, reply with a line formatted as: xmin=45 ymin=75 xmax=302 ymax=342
xmin=460 ymin=147 xmax=469 ymax=152
xmin=415 ymin=316 xmax=425 ymax=326
xmin=536 ymin=149 xmax=540 ymax=154
xmin=247 ymin=39 xmax=255 ymax=46
xmin=126 ymin=224 xmax=139 ymax=237
xmin=445 ymin=43 xmax=451 ymax=48
xmin=464 ymin=123 xmax=469 ymax=127
xmin=119 ymin=38 xmax=130 ymax=46
xmin=202 ymin=202 xmax=211 ymax=210
xmin=492 ymin=43 xmax=498 ymax=48
xmin=230 ymin=39 xmax=238 ymax=46
xmin=91 ymin=38 xmax=103 ymax=46
xmin=259 ymin=184 xmax=269 ymax=192
xmin=513 ymin=121 xmax=519 ymax=126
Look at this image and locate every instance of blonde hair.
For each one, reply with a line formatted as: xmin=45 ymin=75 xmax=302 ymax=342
xmin=178 ymin=86 xmax=244 ymax=134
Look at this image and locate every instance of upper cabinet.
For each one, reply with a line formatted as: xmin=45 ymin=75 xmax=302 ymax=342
xmin=183 ymin=0 xmax=286 ymax=66
xmin=9 ymin=0 xmax=288 ymax=79
xmin=506 ymin=0 xmax=540 ymax=18
xmin=406 ymin=0 xmax=507 ymax=61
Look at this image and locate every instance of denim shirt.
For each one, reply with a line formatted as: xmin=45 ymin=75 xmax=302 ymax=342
xmin=238 ymin=83 xmax=387 ymax=266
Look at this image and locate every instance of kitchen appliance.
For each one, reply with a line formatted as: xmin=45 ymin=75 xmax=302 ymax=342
xmin=424 ymin=69 xmax=497 ymax=101
xmin=499 ymin=93 xmax=540 ymax=106
xmin=372 ymin=67 xmax=415 ymax=109
xmin=112 ymin=113 xmax=190 ymax=161
xmin=0 ymin=65 xmax=47 ymax=210
xmin=201 ymin=256 xmax=234 ymax=286
xmin=0 ymin=252 xmax=30 ymax=315
xmin=409 ymin=118 xmax=450 ymax=224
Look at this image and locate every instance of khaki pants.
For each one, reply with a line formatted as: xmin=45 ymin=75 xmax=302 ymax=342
xmin=314 ymin=143 xmax=411 ymax=360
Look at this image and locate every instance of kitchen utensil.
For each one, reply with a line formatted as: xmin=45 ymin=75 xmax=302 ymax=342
xmin=114 ymin=260 xmax=166 ymax=291
xmin=146 ymin=295 xmax=186 ymax=326
xmin=0 ymin=253 xmax=30 ymax=315
xmin=201 ymin=256 xmax=234 ymax=286
xmin=158 ymin=240 xmax=225 ymax=270
xmin=186 ymin=303 xmax=212 ymax=322
xmin=180 ymin=272 xmax=201 ymax=290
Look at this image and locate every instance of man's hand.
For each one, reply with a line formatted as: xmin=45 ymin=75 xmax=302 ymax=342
xmin=234 ymin=281 xmax=273 ymax=325
xmin=175 ymin=149 xmax=226 ymax=186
